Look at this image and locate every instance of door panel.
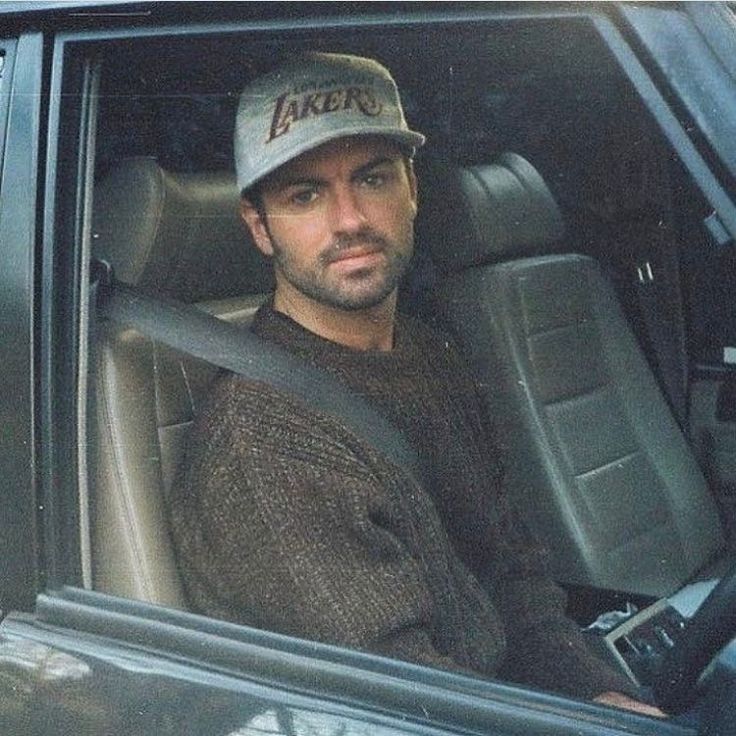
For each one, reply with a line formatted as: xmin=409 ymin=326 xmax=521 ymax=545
xmin=0 ymin=589 xmax=679 ymax=736
xmin=679 ymin=185 xmax=736 ymax=533
xmin=620 ymin=2 xmax=736 ymax=539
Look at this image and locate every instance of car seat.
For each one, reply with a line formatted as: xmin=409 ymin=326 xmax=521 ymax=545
xmin=91 ymin=157 xmax=272 ymax=607
xmin=420 ymin=153 xmax=727 ymax=598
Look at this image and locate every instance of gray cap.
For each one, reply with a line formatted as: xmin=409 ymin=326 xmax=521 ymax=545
xmin=234 ymin=52 xmax=425 ymax=193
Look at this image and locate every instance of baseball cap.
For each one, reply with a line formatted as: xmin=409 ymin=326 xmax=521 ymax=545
xmin=234 ymin=52 xmax=426 ymax=194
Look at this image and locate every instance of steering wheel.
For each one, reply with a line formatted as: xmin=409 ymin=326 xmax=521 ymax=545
xmin=654 ymin=566 xmax=736 ymax=713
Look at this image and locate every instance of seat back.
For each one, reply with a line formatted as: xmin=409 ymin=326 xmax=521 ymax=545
xmin=92 ymin=158 xmax=271 ymax=606
xmin=422 ymin=154 xmax=725 ymax=597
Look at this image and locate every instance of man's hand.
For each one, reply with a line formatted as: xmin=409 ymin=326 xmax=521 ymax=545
xmin=594 ymin=691 xmax=667 ymax=718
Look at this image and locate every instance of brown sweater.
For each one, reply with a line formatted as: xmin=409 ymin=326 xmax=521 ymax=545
xmin=171 ymin=303 xmax=636 ymax=699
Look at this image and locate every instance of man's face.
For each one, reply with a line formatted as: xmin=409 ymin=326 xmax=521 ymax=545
xmin=241 ymin=136 xmax=418 ymax=311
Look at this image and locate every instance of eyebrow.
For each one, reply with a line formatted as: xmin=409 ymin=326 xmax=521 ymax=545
xmin=352 ymin=156 xmax=399 ymax=180
xmin=271 ymin=155 xmax=401 ymax=192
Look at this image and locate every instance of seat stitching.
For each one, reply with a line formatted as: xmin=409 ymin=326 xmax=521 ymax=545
xmin=541 ymin=381 xmax=608 ymax=408
xmin=574 ymin=450 xmax=640 ymax=481
xmin=524 ymin=318 xmax=594 ymax=339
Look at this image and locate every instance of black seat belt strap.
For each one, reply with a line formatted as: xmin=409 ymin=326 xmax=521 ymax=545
xmin=93 ymin=263 xmax=424 ymax=486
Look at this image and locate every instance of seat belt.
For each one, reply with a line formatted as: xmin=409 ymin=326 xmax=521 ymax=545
xmin=92 ymin=261 xmax=424 ymax=486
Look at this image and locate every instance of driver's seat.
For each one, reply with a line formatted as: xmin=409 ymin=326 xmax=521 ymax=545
xmin=422 ymin=153 xmax=727 ymax=598
xmin=91 ymin=157 xmax=272 ymax=607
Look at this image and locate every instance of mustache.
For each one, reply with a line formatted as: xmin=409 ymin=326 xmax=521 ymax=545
xmin=319 ymin=230 xmax=391 ymax=266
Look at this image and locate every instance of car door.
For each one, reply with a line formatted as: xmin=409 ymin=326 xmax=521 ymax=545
xmin=0 ymin=3 xmax=728 ymax=734
xmin=5 ymin=586 xmax=688 ymax=736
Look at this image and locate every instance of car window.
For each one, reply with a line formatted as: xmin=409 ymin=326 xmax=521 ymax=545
xmin=44 ymin=7 xmax=735 ymax=711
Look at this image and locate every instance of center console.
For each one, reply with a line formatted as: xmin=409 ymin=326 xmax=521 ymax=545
xmin=600 ymin=579 xmax=718 ymax=687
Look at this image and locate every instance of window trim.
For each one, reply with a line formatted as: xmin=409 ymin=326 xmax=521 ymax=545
xmin=0 ymin=33 xmax=42 ymax=616
xmin=30 ymin=586 xmax=675 ymax=736
xmin=36 ymin=7 xmax=731 ymax=729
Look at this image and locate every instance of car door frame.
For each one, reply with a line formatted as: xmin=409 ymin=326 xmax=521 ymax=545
xmin=0 ymin=585 xmax=689 ymax=736
xmin=0 ymin=32 xmax=43 ymax=617
xmin=5 ymin=3 xmax=730 ymax=734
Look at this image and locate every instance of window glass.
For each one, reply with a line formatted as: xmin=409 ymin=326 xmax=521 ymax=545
xmin=83 ymin=18 xmax=706 ymax=707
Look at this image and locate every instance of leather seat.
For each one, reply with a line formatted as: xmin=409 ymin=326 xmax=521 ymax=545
xmin=91 ymin=157 xmax=272 ymax=606
xmin=421 ymin=153 xmax=726 ymax=597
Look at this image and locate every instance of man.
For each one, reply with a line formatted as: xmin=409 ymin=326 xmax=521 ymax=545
xmin=173 ymin=52 xmax=660 ymax=716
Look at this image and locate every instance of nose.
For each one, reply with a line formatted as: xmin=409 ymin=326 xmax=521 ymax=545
xmin=328 ymin=184 xmax=368 ymax=233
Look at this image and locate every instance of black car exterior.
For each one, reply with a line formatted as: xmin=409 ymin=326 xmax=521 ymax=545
xmin=1 ymin=2 xmax=736 ymax=734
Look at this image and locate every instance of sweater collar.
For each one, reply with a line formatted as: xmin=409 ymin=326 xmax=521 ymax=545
xmin=251 ymin=299 xmax=413 ymax=364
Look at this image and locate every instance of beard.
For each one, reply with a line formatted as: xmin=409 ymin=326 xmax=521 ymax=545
xmin=269 ymin=225 xmax=414 ymax=311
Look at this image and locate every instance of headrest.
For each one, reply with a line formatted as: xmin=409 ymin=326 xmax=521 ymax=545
xmin=92 ymin=157 xmax=274 ymax=302
xmin=421 ymin=153 xmax=565 ymax=274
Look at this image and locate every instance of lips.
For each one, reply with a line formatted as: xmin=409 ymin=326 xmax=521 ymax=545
xmin=328 ymin=245 xmax=384 ymax=264
xmin=321 ymin=233 xmax=389 ymax=265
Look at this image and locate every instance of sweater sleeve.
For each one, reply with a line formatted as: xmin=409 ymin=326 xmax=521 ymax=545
xmin=173 ymin=376 xmax=496 ymax=677
xmin=494 ymin=572 xmax=641 ymax=700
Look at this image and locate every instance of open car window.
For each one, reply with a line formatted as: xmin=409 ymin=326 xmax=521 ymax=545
xmin=29 ymin=6 xmax=736 ymax=732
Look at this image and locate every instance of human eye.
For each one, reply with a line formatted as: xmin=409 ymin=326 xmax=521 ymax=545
xmin=359 ymin=167 xmax=395 ymax=190
xmin=289 ymin=186 xmax=319 ymax=206
xmin=361 ymin=171 xmax=386 ymax=188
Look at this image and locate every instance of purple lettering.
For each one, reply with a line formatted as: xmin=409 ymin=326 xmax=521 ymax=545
xmin=268 ymin=85 xmax=384 ymax=143
xmin=322 ymin=89 xmax=344 ymax=113
xmin=356 ymin=89 xmax=383 ymax=117
xmin=300 ymin=93 xmax=324 ymax=120
xmin=342 ymin=87 xmax=362 ymax=112
xmin=268 ymin=94 xmax=300 ymax=142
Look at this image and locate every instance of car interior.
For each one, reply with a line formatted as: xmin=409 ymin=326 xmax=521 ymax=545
xmin=83 ymin=16 xmax=736 ymax=697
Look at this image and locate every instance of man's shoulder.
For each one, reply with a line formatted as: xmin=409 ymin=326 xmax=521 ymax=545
xmin=200 ymin=370 xmax=374 ymax=452
xmin=204 ymin=370 xmax=319 ymax=424
xmin=191 ymin=369 xmax=404 ymax=483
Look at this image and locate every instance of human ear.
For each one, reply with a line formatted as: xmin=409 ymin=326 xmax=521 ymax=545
xmin=240 ymin=198 xmax=274 ymax=257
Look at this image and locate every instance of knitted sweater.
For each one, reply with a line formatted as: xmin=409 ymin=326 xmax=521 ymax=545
xmin=171 ymin=303 xmax=636 ymax=700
